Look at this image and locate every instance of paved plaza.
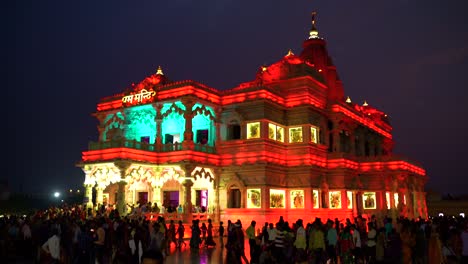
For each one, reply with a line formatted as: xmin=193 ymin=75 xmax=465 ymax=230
xmin=165 ymin=237 xmax=250 ymax=264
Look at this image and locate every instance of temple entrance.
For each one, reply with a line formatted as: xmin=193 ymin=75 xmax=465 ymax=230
xmin=195 ymin=190 xmax=208 ymax=212
xmin=138 ymin=192 xmax=148 ymax=204
xmin=163 ymin=191 xmax=179 ymax=212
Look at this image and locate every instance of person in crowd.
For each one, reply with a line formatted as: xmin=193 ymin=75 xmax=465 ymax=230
xmin=339 ymin=226 xmax=355 ymax=264
xmin=176 ymin=220 xmax=186 ymax=248
xmin=167 ymin=220 xmax=177 ymax=249
xmin=41 ymin=228 xmax=61 ymax=263
xmin=93 ymin=219 xmax=106 ymax=264
xmin=205 ymin=219 xmax=217 ymax=247
xmin=200 ymin=222 xmax=207 ymax=245
xmin=309 ymin=220 xmax=326 ymax=264
xmin=294 ymin=219 xmax=307 ymax=264
xmin=246 ymin=220 xmax=257 ymax=261
xmin=366 ymin=222 xmax=377 ymax=264
xmin=218 ymin=221 xmax=225 ymax=246
xmin=189 ymin=220 xmax=201 ymax=249
xmin=326 ymin=219 xmax=338 ymax=264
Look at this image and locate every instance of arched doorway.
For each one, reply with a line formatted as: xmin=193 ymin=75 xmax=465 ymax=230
xmin=161 ymin=179 xmax=182 ymax=213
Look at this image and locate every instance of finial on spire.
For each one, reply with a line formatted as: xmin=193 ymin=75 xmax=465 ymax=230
xmin=309 ymin=11 xmax=320 ymax=39
xmin=156 ymin=66 xmax=164 ymax=75
xmin=286 ymin=49 xmax=294 ymax=57
xmin=261 ymin=65 xmax=268 ymax=72
xmin=346 ymin=96 xmax=352 ymax=103
xmin=363 ymin=100 xmax=369 ymax=106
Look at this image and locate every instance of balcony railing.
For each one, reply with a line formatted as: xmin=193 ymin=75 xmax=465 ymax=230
xmin=88 ymin=139 xmax=216 ymax=154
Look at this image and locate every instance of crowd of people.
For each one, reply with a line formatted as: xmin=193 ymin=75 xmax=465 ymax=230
xmin=1 ymin=202 xmax=468 ymax=264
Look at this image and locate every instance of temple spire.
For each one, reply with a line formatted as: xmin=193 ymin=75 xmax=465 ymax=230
xmin=156 ymin=66 xmax=164 ymax=75
xmin=309 ymin=11 xmax=319 ymax=39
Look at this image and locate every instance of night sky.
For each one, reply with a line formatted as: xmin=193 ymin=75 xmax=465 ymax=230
xmin=5 ymin=0 xmax=468 ymax=196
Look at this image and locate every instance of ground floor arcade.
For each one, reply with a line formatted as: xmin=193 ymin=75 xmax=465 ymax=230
xmin=80 ymin=161 xmax=427 ymax=224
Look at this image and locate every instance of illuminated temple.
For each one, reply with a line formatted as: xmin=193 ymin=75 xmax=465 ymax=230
xmin=78 ymin=13 xmax=427 ymax=224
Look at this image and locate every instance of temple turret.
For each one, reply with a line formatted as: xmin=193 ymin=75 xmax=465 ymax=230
xmin=300 ymin=12 xmax=344 ymax=102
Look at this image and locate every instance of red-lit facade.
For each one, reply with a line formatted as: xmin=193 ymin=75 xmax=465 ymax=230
xmin=78 ymin=17 xmax=427 ymax=224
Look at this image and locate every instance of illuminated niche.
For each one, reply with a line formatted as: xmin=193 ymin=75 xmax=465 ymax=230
xmin=363 ymin=192 xmax=377 ymax=209
xmin=312 ymin=190 xmax=319 ymax=208
xmin=311 ymin=126 xmax=319 ymax=143
xmin=161 ymin=102 xmax=186 ymax=144
xmin=247 ymin=189 xmax=261 ymax=208
xmin=329 ymin=191 xmax=342 ymax=209
xmin=247 ymin=122 xmax=260 ymax=139
xmin=192 ymin=103 xmax=216 ymax=145
xmin=347 ymin=191 xmax=353 ymax=209
xmin=270 ymin=189 xmax=285 ymax=209
xmin=268 ymin=123 xmax=284 ymax=142
xmin=290 ymin=190 xmax=304 ymax=209
xmin=386 ymin=192 xmax=391 ymax=209
xmin=289 ymin=127 xmax=303 ymax=143
xmin=124 ymin=105 xmax=157 ymax=143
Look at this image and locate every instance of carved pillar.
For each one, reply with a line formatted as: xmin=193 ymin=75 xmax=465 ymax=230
xmin=341 ymin=190 xmax=348 ymax=209
xmin=379 ymin=191 xmax=386 ymax=211
xmin=320 ymin=119 xmax=329 ymax=146
xmin=155 ymin=104 xmax=163 ymax=145
xmin=352 ymin=191 xmax=358 ymax=216
xmin=349 ymin=132 xmax=356 ymax=155
xmin=375 ymin=138 xmax=383 ymax=156
xmin=114 ymin=161 xmax=131 ymax=216
xmin=332 ymin=130 xmax=340 ymax=153
xmin=321 ymin=186 xmax=329 ymax=208
xmin=421 ymin=192 xmax=428 ymax=219
xmin=97 ymin=126 xmax=105 ymax=142
xmin=183 ymin=179 xmax=194 ymax=222
xmin=356 ymin=190 xmax=364 ymax=216
xmin=117 ymin=181 xmax=127 ymax=216
xmin=152 ymin=186 xmax=161 ymax=206
xmin=369 ymin=137 xmax=376 ymax=157
xmin=214 ymin=168 xmax=221 ymax=222
xmin=182 ymin=99 xmax=195 ymax=145
xmin=84 ymin=184 xmax=94 ymax=210
xmin=359 ymin=134 xmax=366 ymax=157
xmin=412 ymin=189 xmax=419 ymax=219
xmin=390 ymin=177 xmax=398 ymax=220
xmin=96 ymin=187 xmax=104 ymax=206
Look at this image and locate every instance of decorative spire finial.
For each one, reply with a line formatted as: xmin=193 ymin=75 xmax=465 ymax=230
xmin=156 ymin=66 xmax=164 ymax=75
xmin=286 ymin=49 xmax=294 ymax=57
xmin=346 ymin=96 xmax=352 ymax=103
xmin=363 ymin=100 xmax=369 ymax=106
xmin=309 ymin=11 xmax=319 ymax=39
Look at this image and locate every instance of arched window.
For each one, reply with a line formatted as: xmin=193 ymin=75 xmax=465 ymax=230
xmin=227 ymin=120 xmax=241 ymax=140
xmin=227 ymin=186 xmax=241 ymax=208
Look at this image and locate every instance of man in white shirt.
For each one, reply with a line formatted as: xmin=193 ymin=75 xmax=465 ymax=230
xmin=366 ymin=223 xmax=377 ymax=263
xmin=42 ymin=229 xmax=61 ymax=262
xmin=351 ymin=224 xmax=362 ymax=262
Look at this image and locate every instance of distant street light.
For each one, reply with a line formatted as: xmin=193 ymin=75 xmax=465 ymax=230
xmin=54 ymin=192 xmax=60 ymax=198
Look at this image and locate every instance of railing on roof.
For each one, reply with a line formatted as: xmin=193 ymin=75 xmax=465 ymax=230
xmin=88 ymin=139 xmax=216 ymax=154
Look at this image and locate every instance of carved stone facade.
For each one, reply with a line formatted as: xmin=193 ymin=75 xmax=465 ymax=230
xmin=78 ymin=15 xmax=427 ymax=223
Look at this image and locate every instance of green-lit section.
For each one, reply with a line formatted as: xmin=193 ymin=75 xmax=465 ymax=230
xmin=102 ymin=112 xmax=125 ymax=141
xmin=161 ymin=101 xmax=186 ymax=113
xmin=192 ymin=104 xmax=216 ymax=146
xmin=124 ymin=105 xmax=156 ymax=143
xmin=161 ymin=102 xmax=186 ymax=144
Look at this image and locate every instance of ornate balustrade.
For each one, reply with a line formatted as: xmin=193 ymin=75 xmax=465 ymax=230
xmin=88 ymin=139 xmax=216 ymax=154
